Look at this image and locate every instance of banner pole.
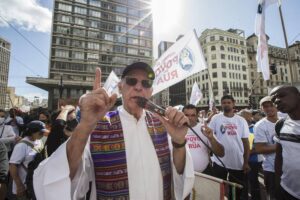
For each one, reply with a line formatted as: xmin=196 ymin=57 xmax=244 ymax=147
xmin=278 ymin=3 xmax=294 ymax=86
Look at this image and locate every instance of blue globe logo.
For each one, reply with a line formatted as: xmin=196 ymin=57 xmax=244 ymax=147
xmin=179 ymin=48 xmax=194 ymax=71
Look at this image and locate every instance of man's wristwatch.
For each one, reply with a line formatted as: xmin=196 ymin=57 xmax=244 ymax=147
xmin=171 ymin=139 xmax=187 ymax=149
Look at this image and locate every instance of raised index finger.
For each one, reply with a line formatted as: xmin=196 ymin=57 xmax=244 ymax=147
xmin=93 ymin=67 xmax=102 ymax=90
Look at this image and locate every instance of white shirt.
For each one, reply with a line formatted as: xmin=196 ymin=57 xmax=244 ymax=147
xmin=0 ymin=124 xmax=16 ymax=152
xmin=254 ymin=118 xmax=276 ymax=172
xmin=9 ymin=137 xmax=43 ymax=194
xmin=33 ymin=106 xmax=195 ymax=200
xmin=278 ymin=117 xmax=300 ymax=199
xmin=209 ymin=113 xmax=249 ymax=170
xmin=185 ymin=123 xmax=211 ymax=172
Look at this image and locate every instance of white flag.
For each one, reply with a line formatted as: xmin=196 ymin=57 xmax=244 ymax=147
xmin=189 ymin=82 xmax=202 ymax=106
xmin=103 ymin=71 xmax=120 ymax=97
xmin=152 ymin=30 xmax=207 ymax=95
xmin=255 ymin=0 xmax=278 ymax=80
xmin=209 ymin=94 xmax=215 ymax=111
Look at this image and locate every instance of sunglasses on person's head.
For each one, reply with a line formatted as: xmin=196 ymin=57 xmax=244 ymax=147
xmin=124 ymin=76 xmax=153 ymax=88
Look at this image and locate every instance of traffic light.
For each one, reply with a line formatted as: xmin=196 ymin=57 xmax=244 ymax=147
xmin=270 ymin=63 xmax=277 ymax=75
xmin=249 ymin=95 xmax=255 ymax=108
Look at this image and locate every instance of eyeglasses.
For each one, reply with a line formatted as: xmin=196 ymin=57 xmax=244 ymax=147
xmin=124 ymin=77 xmax=153 ymax=88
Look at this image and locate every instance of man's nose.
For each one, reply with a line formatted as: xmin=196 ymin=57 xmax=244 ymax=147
xmin=133 ymin=81 xmax=143 ymax=91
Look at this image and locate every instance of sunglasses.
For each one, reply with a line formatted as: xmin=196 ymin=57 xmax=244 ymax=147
xmin=124 ymin=77 xmax=153 ymax=88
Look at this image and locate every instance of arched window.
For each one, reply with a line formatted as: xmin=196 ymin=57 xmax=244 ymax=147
xmin=220 ymin=45 xmax=224 ymax=51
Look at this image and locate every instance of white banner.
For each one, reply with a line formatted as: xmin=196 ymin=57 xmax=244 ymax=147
xmin=152 ymin=30 xmax=207 ymax=95
xmin=255 ymin=0 xmax=278 ymax=80
xmin=103 ymin=71 xmax=120 ymax=97
xmin=189 ymin=82 xmax=203 ymax=106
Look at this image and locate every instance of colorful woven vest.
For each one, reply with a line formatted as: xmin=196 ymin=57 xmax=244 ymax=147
xmin=90 ymin=110 xmax=172 ymax=200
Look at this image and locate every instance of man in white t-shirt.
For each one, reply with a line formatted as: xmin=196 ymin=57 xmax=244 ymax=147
xmin=183 ymin=104 xmax=224 ymax=174
xmin=270 ymin=85 xmax=300 ymax=200
xmin=254 ymin=96 xmax=278 ymax=200
xmin=209 ymin=95 xmax=250 ymax=200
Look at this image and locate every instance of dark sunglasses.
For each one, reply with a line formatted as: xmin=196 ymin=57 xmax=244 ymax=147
xmin=124 ymin=77 xmax=153 ymax=88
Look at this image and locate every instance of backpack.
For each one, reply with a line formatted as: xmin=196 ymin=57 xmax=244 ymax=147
xmin=19 ymin=140 xmax=47 ymax=200
xmin=275 ymin=118 xmax=285 ymax=137
xmin=275 ymin=118 xmax=300 ymax=143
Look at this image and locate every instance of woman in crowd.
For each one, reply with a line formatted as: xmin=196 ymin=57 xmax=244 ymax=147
xmin=45 ymin=105 xmax=78 ymax=157
xmin=9 ymin=121 xmax=48 ymax=199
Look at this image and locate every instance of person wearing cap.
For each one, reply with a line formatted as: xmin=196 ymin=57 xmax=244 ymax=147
xmin=9 ymin=120 xmax=47 ymax=198
xmin=34 ymin=62 xmax=194 ymax=200
xmin=253 ymin=96 xmax=279 ymax=200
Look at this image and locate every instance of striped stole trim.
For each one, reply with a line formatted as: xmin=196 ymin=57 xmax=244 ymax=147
xmin=90 ymin=111 xmax=129 ymax=200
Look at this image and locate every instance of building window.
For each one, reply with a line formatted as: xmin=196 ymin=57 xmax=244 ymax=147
xmin=220 ymin=45 xmax=225 ymax=51
xmin=89 ymin=0 xmax=101 ymax=7
xmin=115 ymin=25 xmax=127 ymax=33
xmin=87 ymin=53 xmax=99 ymax=60
xmin=116 ymin=15 xmax=126 ymax=23
xmin=117 ymin=36 xmax=126 ymax=43
xmin=212 ymin=72 xmax=217 ymax=78
xmin=128 ymin=48 xmax=138 ymax=55
xmin=75 ymin=0 xmax=87 ymax=4
xmin=58 ymin=3 xmax=72 ymax=12
xmin=221 ymin=63 xmax=226 ymax=69
xmin=219 ymin=36 xmax=224 ymax=41
xmin=89 ymin=10 xmax=101 ymax=18
xmin=211 ymin=54 xmax=216 ymax=60
xmin=128 ymin=8 xmax=139 ymax=17
xmin=74 ymin=17 xmax=85 ymax=26
xmin=72 ymin=51 xmax=84 ymax=60
xmin=128 ymin=18 xmax=138 ymax=25
xmin=210 ymin=36 xmax=215 ymax=41
xmin=212 ymin=63 xmax=217 ymax=69
xmin=88 ymin=31 xmax=100 ymax=39
xmin=213 ymin=82 xmax=218 ymax=89
xmin=222 ymin=72 xmax=227 ymax=78
xmin=116 ymin=5 xmax=127 ymax=13
xmin=55 ymin=49 xmax=69 ymax=58
xmin=211 ymin=46 xmax=216 ymax=51
xmin=113 ymin=45 xmax=126 ymax=53
xmin=221 ymin=54 xmax=225 ymax=59
xmin=87 ymin=42 xmax=100 ymax=50
xmin=73 ymin=28 xmax=85 ymax=36
xmin=74 ymin=7 xmax=87 ymax=15
xmin=60 ymin=15 xmax=72 ymax=23
xmin=128 ymin=28 xmax=139 ymax=36
xmin=128 ymin=37 xmax=139 ymax=45
xmin=104 ymin=34 xmax=114 ymax=41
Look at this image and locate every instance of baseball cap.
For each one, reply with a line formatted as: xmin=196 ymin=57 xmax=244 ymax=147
xmin=259 ymin=96 xmax=273 ymax=107
xmin=121 ymin=62 xmax=155 ymax=80
xmin=26 ymin=120 xmax=50 ymax=134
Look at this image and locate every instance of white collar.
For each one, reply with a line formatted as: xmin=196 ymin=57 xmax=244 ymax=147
xmin=118 ymin=106 xmax=146 ymax=122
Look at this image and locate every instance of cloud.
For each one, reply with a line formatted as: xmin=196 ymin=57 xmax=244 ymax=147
xmin=0 ymin=0 xmax=52 ymax=33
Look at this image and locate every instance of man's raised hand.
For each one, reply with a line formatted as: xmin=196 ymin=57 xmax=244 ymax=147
xmin=78 ymin=68 xmax=117 ymax=128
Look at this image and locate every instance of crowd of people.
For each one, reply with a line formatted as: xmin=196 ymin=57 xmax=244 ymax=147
xmin=0 ymin=105 xmax=79 ymax=200
xmin=0 ymin=62 xmax=299 ymax=200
